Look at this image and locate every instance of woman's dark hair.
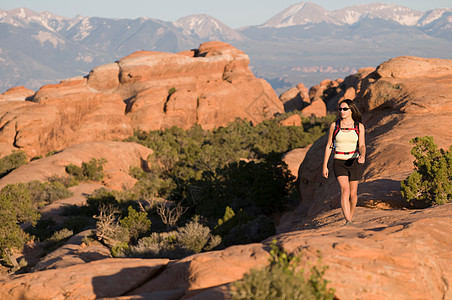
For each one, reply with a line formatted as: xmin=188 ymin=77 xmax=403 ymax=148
xmin=338 ymin=99 xmax=362 ymax=123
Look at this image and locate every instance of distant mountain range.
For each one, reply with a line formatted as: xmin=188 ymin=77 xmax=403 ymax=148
xmin=0 ymin=2 xmax=451 ymax=93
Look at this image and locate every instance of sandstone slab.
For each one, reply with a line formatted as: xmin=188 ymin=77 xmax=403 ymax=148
xmin=0 ymin=258 xmax=169 ymax=300
xmin=0 ymin=141 xmax=152 ymax=190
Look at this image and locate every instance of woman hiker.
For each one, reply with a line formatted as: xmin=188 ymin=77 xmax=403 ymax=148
xmin=322 ymin=99 xmax=366 ymax=225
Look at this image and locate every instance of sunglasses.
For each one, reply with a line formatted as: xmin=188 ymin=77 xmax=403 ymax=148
xmin=338 ymin=107 xmax=350 ymax=111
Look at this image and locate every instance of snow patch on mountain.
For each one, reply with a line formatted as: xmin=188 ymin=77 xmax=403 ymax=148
xmin=72 ymin=18 xmax=93 ymax=41
xmin=277 ymin=3 xmax=308 ymax=26
xmin=262 ymin=2 xmax=330 ymax=28
xmin=32 ymin=31 xmax=65 ymax=48
xmin=418 ymin=9 xmax=452 ymax=26
xmin=175 ymin=14 xmax=245 ymax=41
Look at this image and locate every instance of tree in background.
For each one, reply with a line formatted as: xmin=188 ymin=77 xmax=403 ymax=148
xmin=401 ymin=136 xmax=452 ymax=206
xmin=0 ymin=184 xmax=40 ymax=268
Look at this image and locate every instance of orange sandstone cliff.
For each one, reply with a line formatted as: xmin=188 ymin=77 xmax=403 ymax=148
xmin=0 ymin=41 xmax=283 ymax=158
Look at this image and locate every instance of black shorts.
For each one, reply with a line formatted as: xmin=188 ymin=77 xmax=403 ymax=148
xmin=333 ymin=158 xmax=363 ymax=181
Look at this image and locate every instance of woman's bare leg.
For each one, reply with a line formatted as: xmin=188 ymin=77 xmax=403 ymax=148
xmin=349 ymin=180 xmax=359 ymax=220
xmin=337 ymin=176 xmax=351 ymax=221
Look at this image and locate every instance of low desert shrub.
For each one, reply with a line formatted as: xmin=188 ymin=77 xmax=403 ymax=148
xmin=119 ymin=206 xmax=152 ymax=242
xmin=26 ymin=180 xmax=73 ymax=204
xmin=230 ymin=240 xmax=335 ymax=300
xmin=130 ymin=232 xmax=181 ymax=258
xmin=156 ymin=201 xmax=188 ymax=230
xmin=129 ymin=165 xmax=176 ymax=200
xmin=401 ymin=136 xmax=452 ymax=206
xmin=45 ymin=228 xmax=73 ymax=251
xmin=0 ymin=151 xmax=27 ymax=178
xmin=168 ymin=87 xmax=176 ymax=96
xmin=111 ymin=242 xmax=130 ymax=258
xmin=177 ymin=217 xmax=221 ymax=253
xmin=83 ymin=188 xmax=129 ymax=217
xmin=194 ymin=159 xmax=295 ymax=219
xmin=47 ymin=175 xmax=79 ymax=188
xmin=65 ymin=158 xmax=106 ymax=181
xmin=128 ymin=218 xmax=220 ymax=259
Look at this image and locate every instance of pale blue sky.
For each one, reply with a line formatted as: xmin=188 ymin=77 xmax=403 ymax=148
xmin=1 ymin=0 xmax=451 ymax=28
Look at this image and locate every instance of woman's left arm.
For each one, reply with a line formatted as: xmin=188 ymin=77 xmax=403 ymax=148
xmin=358 ymin=123 xmax=366 ymax=164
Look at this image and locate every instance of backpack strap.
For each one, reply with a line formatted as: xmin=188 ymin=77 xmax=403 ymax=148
xmin=331 ymin=119 xmax=341 ymax=149
xmin=332 ymin=120 xmax=360 ymax=153
xmin=354 ymin=121 xmax=359 ymax=136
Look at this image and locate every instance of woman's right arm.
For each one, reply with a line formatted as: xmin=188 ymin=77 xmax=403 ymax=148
xmin=322 ymin=122 xmax=335 ymax=178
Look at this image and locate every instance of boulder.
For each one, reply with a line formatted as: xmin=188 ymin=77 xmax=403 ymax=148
xmin=1 ymin=86 xmax=35 ymax=101
xmin=376 ymin=56 xmax=452 ymax=79
xmin=301 ymin=97 xmax=326 ymax=117
xmin=278 ymin=114 xmax=302 ymax=127
xmin=279 ymin=83 xmax=310 ymax=112
xmin=130 ymin=243 xmax=269 ymax=296
xmin=33 ymin=76 xmax=90 ymax=103
xmin=87 ymin=63 xmax=120 ymax=92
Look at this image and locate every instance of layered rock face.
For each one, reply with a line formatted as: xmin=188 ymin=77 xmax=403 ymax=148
xmin=0 ymin=41 xmax=283 ymax=158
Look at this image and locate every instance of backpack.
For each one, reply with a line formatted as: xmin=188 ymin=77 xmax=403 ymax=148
xmin=331 ymin=119 xmax=359 ymax=155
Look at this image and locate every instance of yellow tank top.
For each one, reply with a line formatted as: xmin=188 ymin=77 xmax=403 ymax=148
xmin=334 ymin=129 xmax=359 ymax=160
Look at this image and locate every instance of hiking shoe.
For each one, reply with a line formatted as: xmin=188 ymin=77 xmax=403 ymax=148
xmin=344 ymin=220 xmax=353 ymax=226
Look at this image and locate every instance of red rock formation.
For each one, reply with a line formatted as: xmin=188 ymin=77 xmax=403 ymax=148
xmin=280 ymin=68 xmax=377 ymax=116
xmin=277 ymin=204 xmax=452 ymax=300
xmin=300 ymin=97 xmax=326 ymax=117
xmin=376 ymin=56 xmax=452 ymax=79
xmin=278 ymin=114 xmax=302 ymax=126
xmin=0 ymin=42 xmax=283 ymax=157
xmin=0 ymin=92 xmax=132 ymax=158
xmin=279 ymin=83 xmax=310 ymax=112
xmin=1 ymin=86 xmax=35 ymax=101
xmin=115 ymin=41 xmax=282 ymax=130
xmin=324 ymin=67 xmax=375 ymax=111
xmin=281 ymin=78 xmax=342 ymax=117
